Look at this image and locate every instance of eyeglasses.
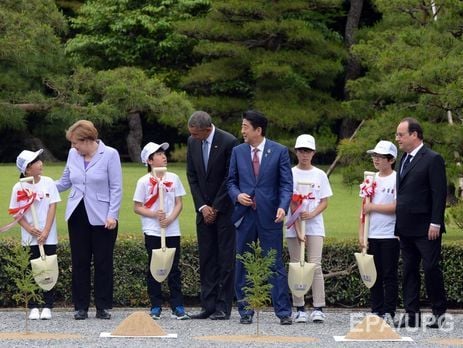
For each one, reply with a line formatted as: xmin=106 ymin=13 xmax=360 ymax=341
xmin=395 ymin=132 xmax=410 ymax=138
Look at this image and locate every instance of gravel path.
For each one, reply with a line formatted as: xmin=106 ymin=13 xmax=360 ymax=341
xmin=1 ymin=308 xmax=462 ymax=347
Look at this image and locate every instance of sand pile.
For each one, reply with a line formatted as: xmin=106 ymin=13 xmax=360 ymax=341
xmin=345 ymin=315 xmax=401 ymax=340
xmin=111 ymin=311 xmax=167 ymax=337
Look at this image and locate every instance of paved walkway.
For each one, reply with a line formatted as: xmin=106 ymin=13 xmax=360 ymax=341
xmin=1 ymin=308 xmax=462 ymax=347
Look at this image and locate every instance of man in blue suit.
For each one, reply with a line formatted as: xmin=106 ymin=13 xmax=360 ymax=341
xmin=227 ymin=110 xmax=293 ymax=325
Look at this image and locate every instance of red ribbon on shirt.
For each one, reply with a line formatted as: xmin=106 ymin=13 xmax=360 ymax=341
xmin=8 ymin=189 xmax=37 ymax=215
xmin=359 ymin=176 xmax=376 ymax=223
xmin=285 ymin=193 xmax=315 ymax=229
xmin=0 ymin=189 xmax=37 ymax=233
xmin=144 ymin=176 xmax=173 ymax=208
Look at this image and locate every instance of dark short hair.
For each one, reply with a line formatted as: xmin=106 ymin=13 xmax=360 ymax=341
xmin=401 ymin=117 xmax=423 ymax=140
xmin=188 ymin=111 xmax=212 ymax=129
xmin=20 ymin=156 xmax=41 ymax=179
xmin=242 ymin=110 xmax=267 ymax=136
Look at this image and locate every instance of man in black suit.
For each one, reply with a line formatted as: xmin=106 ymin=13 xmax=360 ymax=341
xmin=186 ymin=111 xmax=239 ymax=320
xmin=394 ymin=117 xmax=447 ymax=329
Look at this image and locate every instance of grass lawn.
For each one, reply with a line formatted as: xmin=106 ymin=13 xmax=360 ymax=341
xmin=0 ymin=162 xmax=461 ymax=243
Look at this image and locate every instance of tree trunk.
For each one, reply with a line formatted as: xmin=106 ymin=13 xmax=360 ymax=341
xmin=126 ymin=111 xmax=143 ymax=163
xmin=340 ymin=0 xmax=365 ymax=139
xmin=326 ymin=119 xmax=365 ymax=177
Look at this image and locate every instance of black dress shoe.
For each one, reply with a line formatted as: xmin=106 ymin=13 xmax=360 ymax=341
xmin=74 ymin=309 xmax=88 ymax=320
xmin=240 ymin=314 xmax=253 ymax=324
xmin=210 ymin=310 xmax=229 ymax=320
xmin=96 ymin=309 xmax=111 ymax=319
xmin=280 ymin=316 xmax=293 ymax=325
xmin=190 ymin=310 xmax=212 ymax=319
xmin=426 ymin=314 xmax=446 ymax=329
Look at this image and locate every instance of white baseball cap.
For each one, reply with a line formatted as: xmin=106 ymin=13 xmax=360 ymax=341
xmin=140 ymin=142 xmax=169 ymax=164
xmin=295 ymin=134 xmax=316 ymax=150
xmin=16 ymin=149 xmax=44 ymax=175
xmin=366 ymin=140 xmax=397 ymax=159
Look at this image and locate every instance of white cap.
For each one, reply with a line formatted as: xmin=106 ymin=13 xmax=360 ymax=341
xmin=141 ymin=142 xmax=169 ymax=164
xmin=366 ymin=140 xmax=397 ymax=159
xmin=16 ymin=149 xmax=44 ymax=174
xmin=295 ymin=134 xmax=316 ymax=150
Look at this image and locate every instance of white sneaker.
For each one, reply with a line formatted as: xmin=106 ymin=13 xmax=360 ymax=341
xmin=294 ymin=311 xmax=309 ymax=323
xmin=29 ymin=308 xmax=40 ymax=320
xmin=40 ymin=308 xmax=52 ymax=320
xmin=310 ymin=309 xmax=325 ymax=323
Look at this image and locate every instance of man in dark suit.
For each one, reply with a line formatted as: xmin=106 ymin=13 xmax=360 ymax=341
xmin=394 ymin=117 xmax=447 ymax=329
xmin=227 ymin=110 xmax=293 ymax=325
xmin=186 ymin=111 xmax=239 ymax=320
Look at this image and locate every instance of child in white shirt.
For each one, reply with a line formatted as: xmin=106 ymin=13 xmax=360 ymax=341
xmin=9 ymin=149 xmax=61 ymax=320
xmin=133 ymin=142 xmax=189 ymax=320
xmin=360 ymin=140 xmax=399 ymax=322
xmin=286 ymin=135 xmax=333 ymax=323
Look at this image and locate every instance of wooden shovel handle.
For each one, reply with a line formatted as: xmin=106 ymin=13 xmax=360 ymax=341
xmin=299 ymin=220 xmax=306 ymax=266
xmin=30 ymin=202 xmax=46 ymax=259
xmin=362 ymin=196 xmax=371 ymax=255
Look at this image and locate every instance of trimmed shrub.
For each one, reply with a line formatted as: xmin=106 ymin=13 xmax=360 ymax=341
xmin=0 ymin=237 xmax=462 ymax=308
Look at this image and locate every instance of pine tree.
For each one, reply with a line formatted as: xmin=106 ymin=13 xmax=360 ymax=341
xmin=177 ymin=0 xmax=346 ymax=147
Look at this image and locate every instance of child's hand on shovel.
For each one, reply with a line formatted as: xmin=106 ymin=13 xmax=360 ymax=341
xmin=295 ymin=220 xmax=306 ymax=242
xmin=28 ymin=225 xmax=42 ymax=238
xmin=154 ymin=210 xmax=166 ymax=221
xmin=159 ymin=216 xmax=172 ymax=228
xmin=37 ymin=230 xmax=49 ymax=244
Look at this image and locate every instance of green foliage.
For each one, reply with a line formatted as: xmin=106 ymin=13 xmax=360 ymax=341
xmin=177 ymin=0 xmax=346 ymax=145
xmin=1 ymin=238 xmax=463 ymax=308
xmin=46 ymin=66 xmax=193 ymax=131
xmin=3 ymin=241 xmax=43 ymax=332
xmin=342 ymin=0 xmax=463 ymax=184
xmin=236 ymin=241 xmax=275 ymax=311
xmin=66 ymin=0 xmax=211 ymax=76
xmin=448 ymin=201 xmax=463 ymax=230
xmin=236 ymin=241 xmax=275 ymax=335
xmin=0 ymin=0 xmax=68 ymax=120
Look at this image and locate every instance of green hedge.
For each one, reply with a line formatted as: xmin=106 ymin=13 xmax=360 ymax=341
xmin=1 ymin=237 xmax=462 ymax=308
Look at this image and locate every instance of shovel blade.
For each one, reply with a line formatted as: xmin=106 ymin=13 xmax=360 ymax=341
xmin=30 ymin=254 xmax=59 ymax=291
xmin=354 ymin=252 xmax=377 ymax=288
xmin=150 ymin=247 xmax=176 ymax=282
xmin=287 ymin=261 xmax=316 ymax=298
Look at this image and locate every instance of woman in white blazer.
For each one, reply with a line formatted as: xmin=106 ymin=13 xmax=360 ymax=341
xmin=56 ymin=120 xmax=122 ymax=320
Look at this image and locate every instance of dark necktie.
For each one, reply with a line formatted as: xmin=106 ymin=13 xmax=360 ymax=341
xmin=202 ymin=140 xmax=209 ymax=170
xmin=401 ymin=154 xmax=412 ymax=177
xmin=252 ymin=148 xmax=260 ymax=177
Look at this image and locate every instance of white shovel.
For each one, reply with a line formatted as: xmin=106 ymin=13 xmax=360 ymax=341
xmin=21 ymin=177 xmax=59 ymax=291
xmin=149 ymin=167 xmax=176 ymax=283
xmin=287 ymin=182 xmax=316 ymax=298
xmin=354 ymin=171 xmax=377 ymax=288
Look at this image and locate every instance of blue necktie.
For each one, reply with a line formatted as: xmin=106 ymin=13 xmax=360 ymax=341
xmin=202 ymin=140 xmax=209 ymax=170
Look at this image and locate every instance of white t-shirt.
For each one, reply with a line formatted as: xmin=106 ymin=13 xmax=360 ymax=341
xmin=9 ymin=176 xmax=61 ymax=246
xmin=368 ymin=171 xmax=397 ymax=239
xmin=133 ymin=172 xmax=186 ymax=237
xmin=286 ymin=166 xmax=333 ymax=237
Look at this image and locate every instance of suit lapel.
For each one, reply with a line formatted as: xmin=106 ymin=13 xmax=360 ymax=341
xmin=400 ymin=147 xmax=426 ymax=180
xmin=257 ymin=141 xmax=272 ymax=183
xmin=85 ymin=141 xmax=104 ymax=171
xmin=207 ymin=132 xmax=221 ymax=174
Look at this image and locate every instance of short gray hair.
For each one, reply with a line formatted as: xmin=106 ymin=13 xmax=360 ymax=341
xmin=188 ymin=111 xmax=212 ymax=129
